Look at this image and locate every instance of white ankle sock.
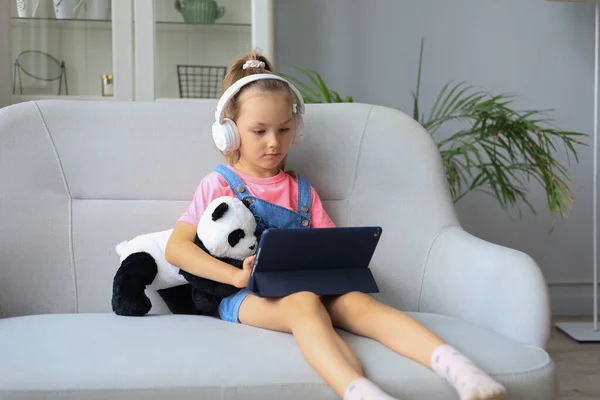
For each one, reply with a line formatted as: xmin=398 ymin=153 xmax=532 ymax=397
xmin=431 ymin=344 xmax=506 ymax=400
xmin=343 ymin=377 xmax=400 ymax=400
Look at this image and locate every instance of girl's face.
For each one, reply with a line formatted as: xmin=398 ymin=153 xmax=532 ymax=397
xmin=234 ymin=88 xmax=295 ymax=177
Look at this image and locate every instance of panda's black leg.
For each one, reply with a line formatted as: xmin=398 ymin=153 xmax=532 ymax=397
xmin=111 ymin=252 xmax=157 ymax=316
xmin=157 ymin=284 xmax=201 ymax=315
xmin=191 ymin=288 xmax=222 ymax=316
xmin=212 ymin=282 xmax=240 ymax=298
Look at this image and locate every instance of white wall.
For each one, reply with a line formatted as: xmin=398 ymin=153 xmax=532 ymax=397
xmin=275 ymin=0 xmax=597 ymax=316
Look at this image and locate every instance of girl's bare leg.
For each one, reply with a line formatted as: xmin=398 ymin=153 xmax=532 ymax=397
xmin=323 ymin=292 xmax=505 ymax=400
xmin=238 ymin=291 xmax=398 ymax=399
xmin=322 ymin=292 xmax=445 ymax=366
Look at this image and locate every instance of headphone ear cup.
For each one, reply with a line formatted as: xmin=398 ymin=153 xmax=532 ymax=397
xmin=293 ymin=114 xmax=304 ymax=144
xmin=212 ymin=118 xmax=240 ymax=152
xmin=224 ymin=119 xmax=241 ymax=151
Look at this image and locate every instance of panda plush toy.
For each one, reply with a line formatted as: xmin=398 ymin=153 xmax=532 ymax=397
xmin=111 ymin=196 xmax=259 ymax=317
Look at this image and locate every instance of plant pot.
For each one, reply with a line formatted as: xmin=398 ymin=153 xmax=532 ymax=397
xmin=175 ymin=0 xmax=225 ymax=24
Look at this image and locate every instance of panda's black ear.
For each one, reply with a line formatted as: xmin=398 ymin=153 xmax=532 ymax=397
xmin=212 ymin=202 xmax=229 ymax=221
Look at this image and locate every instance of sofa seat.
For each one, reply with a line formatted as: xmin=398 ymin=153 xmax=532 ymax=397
xmin=0 ymin=312 xmax=555 ymax=400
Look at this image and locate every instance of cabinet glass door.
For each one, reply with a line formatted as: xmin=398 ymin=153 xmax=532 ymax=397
xmin=133 ymin=0 xmax=273 ymax=101
xmin=9 ymin=0 xmax=133 ymax=103
xmin=11 ymin=0 xmax=113 ymax=98
xmin=156 ymin=0 xmax=251 ymax=100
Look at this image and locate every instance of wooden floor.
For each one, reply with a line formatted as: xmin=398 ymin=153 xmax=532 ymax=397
xmin=548 ymin=318 xmax=600 ymax=399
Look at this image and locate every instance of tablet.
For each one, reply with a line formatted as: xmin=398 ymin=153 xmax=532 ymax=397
xmin=247 ymin=226 xmax=382 ymax=298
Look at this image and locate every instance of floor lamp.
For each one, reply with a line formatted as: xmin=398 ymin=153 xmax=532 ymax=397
xmin=547 ymin=0 xmax=600 ymax=342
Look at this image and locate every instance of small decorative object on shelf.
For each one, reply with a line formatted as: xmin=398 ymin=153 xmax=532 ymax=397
xmin=13 ymin=50 xmax=68 ymax=95
xmin=86 ymin=0 xmax=111 ymax=21
xmin=101 ymin=74 xmax=113 ymax=96
xmin=174 ymin=0 xmax=225 ymax=24
xmin=16 ymin=0 xmax=40 ymax=18
xmin=177 ymin=65 xmax=226 ymax=98
xmin=54 ymin=0 xmax=85 ymax=20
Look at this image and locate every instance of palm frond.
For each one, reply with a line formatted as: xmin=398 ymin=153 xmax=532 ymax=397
xmin=280 ymin=65 xmax=353 ymax=104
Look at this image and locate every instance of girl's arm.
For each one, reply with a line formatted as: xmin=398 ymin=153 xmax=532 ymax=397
xmin=165 ymin=221 xmax=249 ymax=288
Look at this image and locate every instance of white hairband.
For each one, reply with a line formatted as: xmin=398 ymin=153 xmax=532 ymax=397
xmin=243 ymin=60 xmax=265 ymax=69
xmin=214 ymin=73 xmax=305 ymax=123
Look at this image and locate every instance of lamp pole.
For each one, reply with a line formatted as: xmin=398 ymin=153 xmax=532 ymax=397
xmin=553 ymin=0 xmax=600 ymax=342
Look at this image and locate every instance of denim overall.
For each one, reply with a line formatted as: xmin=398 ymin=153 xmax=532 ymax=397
xmin=214 ymin=164 xmax=312 ymax=322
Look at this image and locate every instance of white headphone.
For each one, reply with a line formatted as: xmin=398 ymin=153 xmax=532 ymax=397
xmin=212 ymin=73 xmax=306 ymax=153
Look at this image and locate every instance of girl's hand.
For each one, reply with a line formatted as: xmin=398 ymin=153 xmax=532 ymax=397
xmin=233 ymin=255 xmax=255 ymax=288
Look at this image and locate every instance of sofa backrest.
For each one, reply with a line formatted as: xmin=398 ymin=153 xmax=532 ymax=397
xmin=0 ymin=100 xmax=459 ymax=317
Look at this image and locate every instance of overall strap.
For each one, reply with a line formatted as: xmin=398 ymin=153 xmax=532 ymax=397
xmin=296 ymin=172 xmax=312 ymax=221
xmin=214 ymin=164 xmax=251 ymax=201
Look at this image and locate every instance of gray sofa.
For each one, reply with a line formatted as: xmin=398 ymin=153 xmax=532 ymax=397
xmin=0 ymin=100 xmax=556 ymax=399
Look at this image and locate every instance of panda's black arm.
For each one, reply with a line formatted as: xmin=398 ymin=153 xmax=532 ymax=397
xmin=181 ymin=237 xmax=243 ymax=282
xmin=165 ymin=222 xmax=245 ymax=288
xmin=193 ymin=235 xmax=209 ymax=253
xmin=192 ymin=236 xmax=244 ymax=269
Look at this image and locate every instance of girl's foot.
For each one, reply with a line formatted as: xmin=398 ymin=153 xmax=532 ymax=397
xmin=431 ymin=344 xmax=506 ymax=400
xmin=344 ymin=377 xmax=401 ymax=400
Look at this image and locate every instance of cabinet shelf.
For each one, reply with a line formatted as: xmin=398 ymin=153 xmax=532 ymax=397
xmin=11 ymin=17 xmax=249 ymax=31
xmin=157 ymin=21 xmax=250 ymax=27
xmin=11 ymin=17 xmax=112 ymax=30
xmin=156 ymin=20 xmax=250 ymax=35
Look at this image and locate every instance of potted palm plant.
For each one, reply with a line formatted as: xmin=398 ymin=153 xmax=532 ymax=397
xmin=280 ymin=39 xmax=587 ymax=221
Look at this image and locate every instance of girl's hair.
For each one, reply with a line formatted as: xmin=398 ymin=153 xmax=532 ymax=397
xmin=219 ymin=49 xmax=296 ymax=166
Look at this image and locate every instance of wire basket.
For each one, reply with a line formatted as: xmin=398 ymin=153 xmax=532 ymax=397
xmin=177 ymin=65 xmax=226 ymax=99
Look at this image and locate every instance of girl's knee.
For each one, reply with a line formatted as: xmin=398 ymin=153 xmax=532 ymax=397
xmin=342 ymin=291 xmax=372 ymax=302
xmin=338 ymin=291 xmax=374 ymax=310
xmin=328 ymin=291 xmax=378 ymax=321
xmin=280 ymin=291 xmax=329 ymax=319
xmin=281 ymin=291 xmax=321 ymax=308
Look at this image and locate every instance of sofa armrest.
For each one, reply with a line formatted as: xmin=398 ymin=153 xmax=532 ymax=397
xmin=418 ymin=226 xmax=551 ymax=349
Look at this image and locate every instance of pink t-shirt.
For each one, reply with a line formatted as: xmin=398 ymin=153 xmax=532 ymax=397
xmin=179 ymin=165 xmax=336 ymax=228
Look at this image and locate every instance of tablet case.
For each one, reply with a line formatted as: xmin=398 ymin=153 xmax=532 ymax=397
xmin=247 ymin=227 xmax=382 ymax=298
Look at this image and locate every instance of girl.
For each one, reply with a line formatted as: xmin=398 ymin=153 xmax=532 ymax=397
xmin=165 ymin=50 xmax=506 ymax=400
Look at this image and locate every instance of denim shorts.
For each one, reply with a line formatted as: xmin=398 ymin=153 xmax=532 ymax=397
xmin=218 ymin=288 xmax=252 ymax=323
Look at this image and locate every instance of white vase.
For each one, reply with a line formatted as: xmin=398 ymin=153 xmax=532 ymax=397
xmin=86 ymin=0 xmax=110 ymax=20
xmin=16 ymin=0 xmax=41 ymax=18
xmin=53 ymin=0 xmax=86 ymax=19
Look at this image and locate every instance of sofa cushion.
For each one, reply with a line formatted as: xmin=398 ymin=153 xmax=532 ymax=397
xmin=0 ymin=312 xmax=555 ymax=400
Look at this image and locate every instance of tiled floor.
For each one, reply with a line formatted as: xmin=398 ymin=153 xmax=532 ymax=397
xmin=548 ymin=318 xmax=600 ymax=399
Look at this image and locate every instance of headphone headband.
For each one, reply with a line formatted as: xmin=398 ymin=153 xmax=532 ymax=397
xmin=214 ymin=73 xmax=305 ymax=123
